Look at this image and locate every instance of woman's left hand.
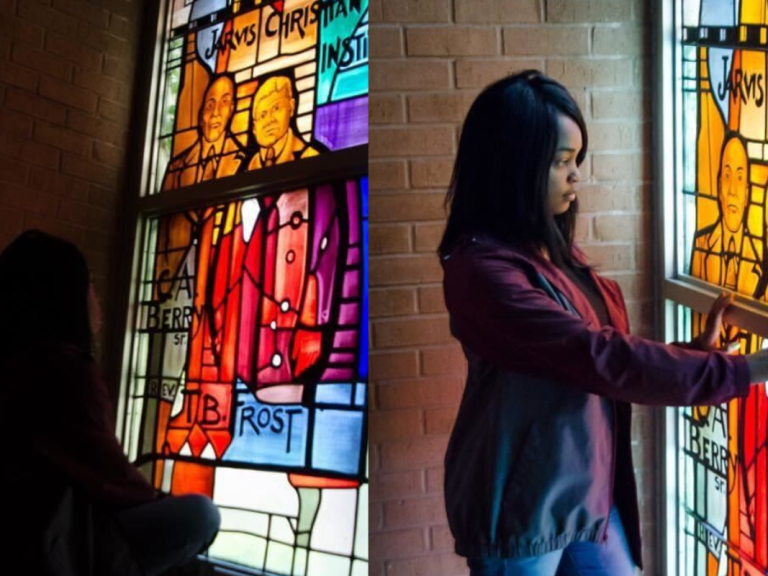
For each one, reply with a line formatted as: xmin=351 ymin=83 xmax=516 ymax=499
xmin=693 ymin=291 xmax=735 ymax=352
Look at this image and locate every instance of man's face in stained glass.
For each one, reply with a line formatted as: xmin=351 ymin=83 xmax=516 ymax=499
xmin=252 ymin=78 xmax=295 ymax=148
xmin=200 ymin=76 xmax=234 ymax=144
xmin=718 ymin=137 xmax=749 ymax=233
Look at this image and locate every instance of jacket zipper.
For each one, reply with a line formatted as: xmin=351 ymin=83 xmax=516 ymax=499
xmin=603 ymin=398 xmax=617 ymax=542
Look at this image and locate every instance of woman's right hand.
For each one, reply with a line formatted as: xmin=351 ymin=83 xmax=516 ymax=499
xmin=745 ymin=347 xmax=768 ymax=384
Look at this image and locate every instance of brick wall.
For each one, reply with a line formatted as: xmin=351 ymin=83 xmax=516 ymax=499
xmin=369 ymin=1 xmax=658 ymax=574
xmin=0 ymin=0 xmax=143 ymax=374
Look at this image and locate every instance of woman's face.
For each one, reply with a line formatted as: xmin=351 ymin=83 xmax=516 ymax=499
xmin=547 ymin=114 xmax=583 ymax=216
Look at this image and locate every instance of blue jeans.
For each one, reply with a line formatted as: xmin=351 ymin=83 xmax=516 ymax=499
xmin=116 ymin=494 xmax=221 ymax=576
xmin=467 ymin=506 xmax=636 ymax=576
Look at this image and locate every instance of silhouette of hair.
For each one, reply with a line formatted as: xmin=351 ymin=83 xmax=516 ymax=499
xmin=0 ymin=230 xmax=93 ymax=355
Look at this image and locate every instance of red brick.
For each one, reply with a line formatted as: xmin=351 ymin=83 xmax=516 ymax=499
xmin=370 ymin=223 xmax=412 ymax=254
xmin=0 ymin=15 xmax=45 ymax=49
xmin=370 ymin=350 xmax=420 ymax=380
xmin=601 ymin=271 xmax=651 ymax=301
xmin=456 ymin=0 xmax=540 ymax=23
xmin=545 ymin=58 xmax=634 ymax=88
xmin=370 ymin=26 xmax=403 ymax=58
xmin=370 ymin=191 xmax=446 ymax=222
xmin=546 ymin=0 xmax=632 ymax=23
xmin=0 ymin=0 xmax=15 ymax=14
xmin=370 ymin=94 xmax=404 ymax=124
xmin=52 ymin=0 xmax=110 ymax=28
xmin=381 ymin=438 xmax=448 ymax=474
xmin=88 ymin=184 xmax=119 ymax=210
xmin=67 ymin=109 xmax=124 ymax=145
xmin=96 ymin=98 xmax=130 ymax=124
xmin=424 ymin=406 xmax=457 ymax=434
xmin=0 ymin=183 xmax=58 ymax=217
xmin=370 ymin=127 xmax=454 ymax=158
xmin=0 ymin=36 xmax=11 ymax=60
xmin=382 ymin=0 xmax=451 ymax=23
xmin=417 ymin=284 xmax=446 ymax=313
xmin=84 ymin=204 xmax=114 ymax=232
xmin=92 ymin=141 xmax=124 ymax=168
xmin=30 ymin=167 xmax=89 ymax=201
xmin=503 ymin=26 xmax=589 ymax=56
xmin=370 ymin=287 xmax=418 ymax=318
xmin=370 ymin=409 xmax=423 ymax=440
xmin=370 ymin=528 xmax=426 ymax=561
xmin=105 ymin=35 xmax=131 ymax=62
xmin=370 ymin=470 xmax=424 ymax=501
xmin=76 ymin=21 xmax=110 ymax=51
xmin=575 ymin=214 xmax=592 ymax=243
xmin=57 ymin=197 xmax=91 ymax=226
xmin=580 ymin=243 xmax=634 ymax=271
xmin=11 ymin=43 xmax=72 ymax=81
xmin=407 ymin=92 xmax=476 ymax=123
xmin=0 ymin=61 xmax=38 ymax=91
xmin=455 ymin=58 xmax=544 ymax=88
xmin=19 ymin=140 xmax=60 ymax=169
xmin=410 ymin=158 xmax=454 ymax=188
xmin=594 ymin=213 xmax=644 ymax=242
xmin=5 ymin=89 xmax=67 ymax=125
xmin=406 ymin=27 xmax=499 ymax=56
xmin=369 ymin=254 xmax=443 ymax=286
xmin=370 ymin=161 xmax=407 ymax=190
xmin=413 ymin=223 xmax=444 ymax=253
xmin=39 ymin=75 xmax=98 ymax=113
xmin=385 ymin=551 xmax=468 ymax=576
xmin=592 ymin=89 xmax=648 ymax=119
xmin=108 ymin=12 xmax=131 ymax=39
xmin=591 ymin=152 xmax=647 ymax=181
xmin=420 ymin=346 xmax=466 ymax=376
xmin=588 ymin=121 xmax=645 ymax=151
xmin=429 ymin=524 xmax=455 ymax=552
xmin=593 ymin=24 xmax=645 ymax=55
xmin=376 ymin=377 xmax=464 ymax=409
xmin=0 ymin=109 xmax=33 ymax=140
xmin=46 ymin=31 xmax=103 ymax=70
xmin=34 ymin=121 xmax=91 ymax=156
xmin=371 ymin=60 xmax=451 ymax=91
xmin=102 ymin=54 xmax=133 ymax=84
xmin=0 ymin=206 xmax=25 ymax=240
xmin=23 ymin=214 xmax=85 ymax=245
xmin=373 ymin=315 xmax=451 ymax=347
xmin=84 ymin=229 xmax=111 ymax=252
xmin=425 ymin=467 xmax=444 ymax=493
xmin=0 ymin=156 xmax=30 ymax=185
xmin=61 ymin=153 xmax=118 ymax=187
xmin=17 ymin=1 xmax=78 ymax=36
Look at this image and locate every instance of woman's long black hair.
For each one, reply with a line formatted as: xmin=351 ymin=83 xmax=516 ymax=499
xmin=0 ymin=230 xmax=93 ymax=355
xmin=438 ymin=70 xmax=588 ymax=269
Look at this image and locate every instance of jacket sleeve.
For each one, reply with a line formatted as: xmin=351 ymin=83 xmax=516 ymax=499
xmin=36 ymin=350 xmax=158 ymax=510
xmin=443 ymin=244 xmax=752 ymax=407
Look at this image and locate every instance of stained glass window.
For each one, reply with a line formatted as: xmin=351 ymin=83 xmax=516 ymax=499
xmin=669 ymin=1 xmax=768 ymax=574
xmin=673 ymin=305 xmax=767 ymax=576
xmin=119 ymin=1 xmax=368 ymax=574
xmin=153 ymin=0 xmax=369 ymax=194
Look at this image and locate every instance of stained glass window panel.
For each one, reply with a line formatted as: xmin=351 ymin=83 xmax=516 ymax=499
xmin=673 ymin=305 xmax=767 ymax=576
xmin=152 ymin=0 xmax=369 ymax=195
xmin=125 ymin=176 xmax=369 ymax=575
xmin=679 ymin=0 xmax=767 ymax=303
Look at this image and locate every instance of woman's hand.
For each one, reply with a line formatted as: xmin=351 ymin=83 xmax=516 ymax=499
xmin=692 ymin=291 xmax=736 ymax=352
xmin=745 ymin=348 xmax=768 ymax=384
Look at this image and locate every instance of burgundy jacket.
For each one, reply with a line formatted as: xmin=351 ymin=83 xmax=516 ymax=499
xmin=3 ymin=341 xmax=157 ymax=511
xmin=441 ymin=234 xmax=752 ymax=567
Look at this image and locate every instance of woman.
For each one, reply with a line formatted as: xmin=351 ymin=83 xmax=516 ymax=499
xmin=0 ymin=230 xmax=221 ymax=576
xmin=438 ymin=70 xmax=768 ymax=576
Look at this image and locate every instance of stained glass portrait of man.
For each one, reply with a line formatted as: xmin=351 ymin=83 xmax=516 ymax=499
xmin=247 ymin=75 xmax=321 ymax=170
xmin=162 ymin=74 xmax=248 ymax=190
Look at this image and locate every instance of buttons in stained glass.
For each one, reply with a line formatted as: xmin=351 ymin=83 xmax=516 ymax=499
xmin=271 ymin=353 xmax=282 ymax=368
xmin=290 ymin=211 xmax=303 ymax=229
xmin=320 ymin=236 xmax=328 ymax=250
xmin=280 ymin=299 xmax=290 ymax=312
xmin=286 ymin=249 xmax=296 ymax=263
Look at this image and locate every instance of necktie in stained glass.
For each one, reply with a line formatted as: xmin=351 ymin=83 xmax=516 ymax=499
xmin=201 ymin=147 xmax=216 ymax=182
xmin=264 ymin=146 xmax=276 ymax=167
xmin=724 ymin=236 xmax=738 ymax=290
